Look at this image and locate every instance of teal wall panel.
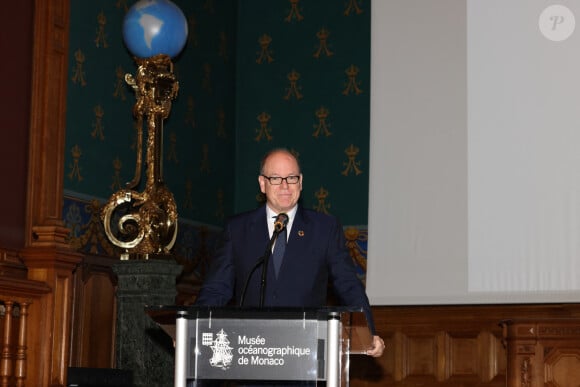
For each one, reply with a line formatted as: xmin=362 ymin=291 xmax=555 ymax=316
xmin=65 ymin=0 xmax=237 ymax=227
xmin=63 ymin=0 xmax=370 ymax=273
xmin=234 ymin=0 xmax=370 ymax=225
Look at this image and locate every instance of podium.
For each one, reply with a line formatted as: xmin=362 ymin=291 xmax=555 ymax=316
xmin=147 ymin=306 xmax=373 ymax=387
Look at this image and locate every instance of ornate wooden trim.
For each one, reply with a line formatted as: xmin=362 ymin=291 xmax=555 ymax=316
xmin=520 ymin=356 xmax=531 ymax=387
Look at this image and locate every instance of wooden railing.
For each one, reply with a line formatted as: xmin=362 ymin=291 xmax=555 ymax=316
xmin=0 ymin=300 xmax=29 ymax=387
xmin=0 ymin=273 xmax=51 ymax=387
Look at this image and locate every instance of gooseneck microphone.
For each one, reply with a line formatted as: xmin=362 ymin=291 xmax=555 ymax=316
xmin=273 ymin=213 xmax=289 ymax=232
xmin=239 ymin=212 xmax=290 ymax=307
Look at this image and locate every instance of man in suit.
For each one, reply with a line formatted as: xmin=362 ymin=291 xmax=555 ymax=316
xmin=195 ymin=148 xmax=385 ymax=357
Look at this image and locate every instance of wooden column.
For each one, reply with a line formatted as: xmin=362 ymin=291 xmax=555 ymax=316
xmin=15 ymin=302 xmax=29 ymax=387
xmin=25 ymin=0 xmax=70 ymax=244
xmin=22 ymin=0 xmax=82 ymax=386
xmin=0 ymin=301 xmax=14 ymax=387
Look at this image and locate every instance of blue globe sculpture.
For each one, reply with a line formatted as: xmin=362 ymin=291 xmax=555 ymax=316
xmin=123 ymin=0 xmax=188 ymax=59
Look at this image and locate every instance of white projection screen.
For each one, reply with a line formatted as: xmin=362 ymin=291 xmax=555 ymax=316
xmin=366 ymin=0 xmax=580 ymax=305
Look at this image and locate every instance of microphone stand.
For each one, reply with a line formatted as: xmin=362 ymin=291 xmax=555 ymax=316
xmin=239 ymin=228 xmax=281 ymax=307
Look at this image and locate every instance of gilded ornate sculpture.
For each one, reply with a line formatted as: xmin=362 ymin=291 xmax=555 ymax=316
xmin=101 ymin=54 xmax=179 ymax=259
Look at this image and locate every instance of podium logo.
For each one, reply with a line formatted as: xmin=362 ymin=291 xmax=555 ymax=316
xmin=203 ymin=329 xmax=234 ymax=370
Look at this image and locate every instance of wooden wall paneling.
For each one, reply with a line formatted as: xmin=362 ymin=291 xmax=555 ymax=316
xmin=19 ymin=246 xmax=81 ymax=387
xmin=436 ymin=332 xmax=451 ymax=381
xmin=445 ymin=331 xmax=477 ymax=380
xmin=69 ymin=255 xmax=118 ymax=369
xmin=348 ymin=305 xmax=511 ymax=387
xmin=502 ymin=318 xmax=580 ymax=387
xmin=478 ymin=330 xmax=505 ymax=382
xmin=502 ymin=321 xmax=537 ymax=387
xmin=544 ymin=348 xmax=580 ymax=387
xmin=405 ymin=333 xmax=436 ymax=380
xmin=335 ymin=304 xmax=580 ymax=387
xmin=392 ymin=330 xmax=405 ymax=381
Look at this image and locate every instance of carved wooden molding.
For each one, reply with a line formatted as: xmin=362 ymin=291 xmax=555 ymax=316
xmin=520 ymin=356 xmax=532 ymax=387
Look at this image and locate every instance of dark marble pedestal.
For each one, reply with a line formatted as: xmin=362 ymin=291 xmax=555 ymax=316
xmin=112 ymin=258 xmax=182 ymax=387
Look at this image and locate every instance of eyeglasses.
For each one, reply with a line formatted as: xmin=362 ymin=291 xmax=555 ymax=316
xmin=261 ymin=175 xmax=301 ymax=185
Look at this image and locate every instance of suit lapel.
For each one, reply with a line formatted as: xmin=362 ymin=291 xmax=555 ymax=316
xmin=250 ymin=206 xmax=278 ymax=281
xmin=250 ymin=205 xmax=270 ymax=244
xmin=288 ymin=206 xmax=308 ymax=245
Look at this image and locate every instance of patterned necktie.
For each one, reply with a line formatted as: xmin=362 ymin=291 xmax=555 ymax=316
xmin=272 ymin=226 xmax=287 ymax=277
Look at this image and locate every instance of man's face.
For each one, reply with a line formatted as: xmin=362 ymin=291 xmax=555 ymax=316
xmin=258 ymin=151 xmax=303 ymax=214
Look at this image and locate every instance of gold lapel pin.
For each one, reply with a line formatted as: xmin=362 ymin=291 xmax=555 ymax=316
xmin=298 ymin=230 xmax=305 ymax=237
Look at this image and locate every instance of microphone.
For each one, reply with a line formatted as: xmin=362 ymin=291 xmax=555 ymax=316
xmin=273 ymin=213 xmax=289 ymax=232
xmin=239 ymin=212 xmax=290 ymax=307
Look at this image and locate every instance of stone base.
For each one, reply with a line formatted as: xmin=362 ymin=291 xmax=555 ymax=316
xmin=112 ymin=259 xmax=182 ymax=387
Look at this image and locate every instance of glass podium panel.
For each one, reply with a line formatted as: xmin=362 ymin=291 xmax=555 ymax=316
xmin=189 ymin=316 xmax=323 ymax=382
xmin=147 ymin=306 xmax=371 ymax=387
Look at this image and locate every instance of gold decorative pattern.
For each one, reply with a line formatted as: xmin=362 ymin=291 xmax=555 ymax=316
xmin=110 ymin=157 xmax=122 ymax=192
xmin=71 ymin=49 xmax=87 ymax=86
xmin=344 ymin=0 xmax=364 ymax=16
xmin=314 ymin=187 xmax=331 ymax=214
xmin=69 ymin=199 xmax=116 ymax=256
xmin=94 ymin=11 xmax=109 ymax=49
xmin=91 ymin=105 xmax=105 ymax=140
xmin=289 ymin=148 xmax=301 ymax=161
xmin=256 ymin=34 xmax=274 ymax=64
xmin=115 ymin=0 xmax=129 ymax=12
xmin=255 ymin=112 xmax=273 ymax=142
xmin=313 ymin=28 xmax=333 ymax=58
xmin=183 ymin=178 xmax=193 ymax=210
xmin=342 ymin=64 xmax=363 ymax=96
xmin=283 ymin=69 xmax=303 ymax=100
xmin=113 ymin=66 xmax=127 ymax=100
xmin=68 ymin=145 xmax=83 ymax=182
xmin=341 ymin=144 xmax=363 ymax=176
xmin=344 ymin=227 xmax=368 ymax=273
xmin=285 ymin=0 xmax=305 ymax=22
xmin=313 ymin=106 xmax=332 ymax=138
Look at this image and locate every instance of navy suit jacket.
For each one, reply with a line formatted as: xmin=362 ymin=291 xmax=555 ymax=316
xmin=195 ymin=204 xmax=376 ymax=334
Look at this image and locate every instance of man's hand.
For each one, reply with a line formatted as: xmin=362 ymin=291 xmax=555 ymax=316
xmin=366 ymin=335 xmax=385 ymax=357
